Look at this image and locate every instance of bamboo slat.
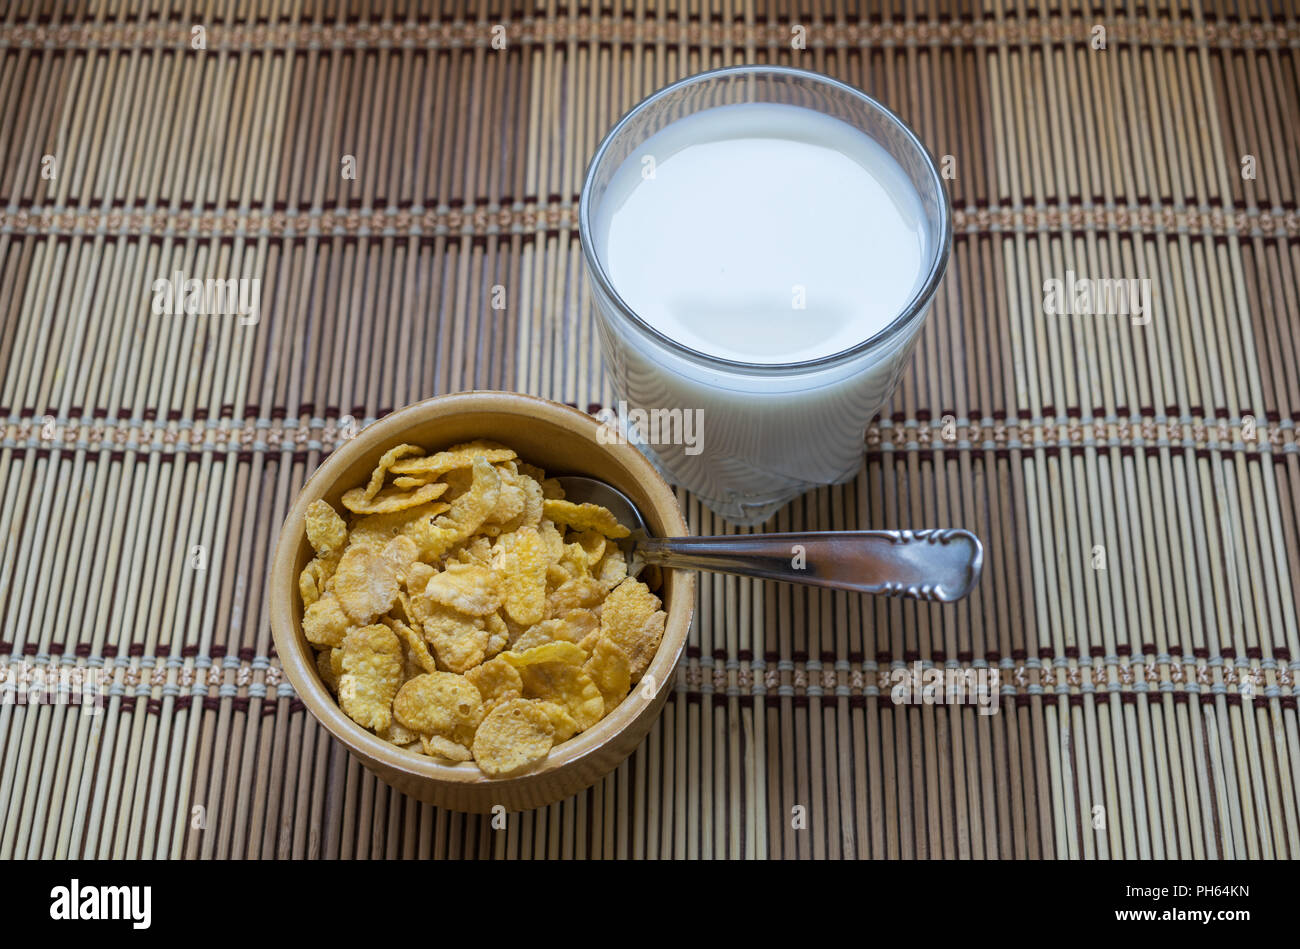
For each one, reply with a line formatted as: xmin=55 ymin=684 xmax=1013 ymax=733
xmin=0 ymin=0 xmax=1295 ymax=859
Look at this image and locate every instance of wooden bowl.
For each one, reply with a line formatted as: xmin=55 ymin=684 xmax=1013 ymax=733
xmin=269 ymin=391 xmax=695 ymax=813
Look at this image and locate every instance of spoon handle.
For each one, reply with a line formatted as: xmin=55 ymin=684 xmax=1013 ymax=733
xmin=636 ymin=529 xmax=983 ymax=602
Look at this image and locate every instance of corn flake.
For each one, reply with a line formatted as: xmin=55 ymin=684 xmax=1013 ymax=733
xmin=338 ymin=624 xmax=403 ymax=731
xmin=303 ymin=593 xmax=350 ymax=647
xmin=361 ymin=444 xmax=426 ymax=500
xmin=471 ymin=699 xmax=554 ymax=777
xmin=569 ymin=529 xmax=606 ymax=566
xmin=331 ymin=545 xmax=400 ymax=625
xmin=518 ymin=661 xmax=605 ymax=731
xmin=465 ymin=656 xmax=523 ymax=712
xmin=594 ymin=547 xmax=629 ymax=586
xmin=405 ymin=562 xmax=436 ymax=596
xmin=517 ymin=475 xmax=544 ymax=527
xmin=495 ymin=526 xmax=548 ymax=626
xmin=534 ymin=700 xmax=579 ymax=742
xmin=341 ymin=480 xmax=448 ymax=515
xmin=547 ymin=576 xmax=608 ymax=615
xmin=600 ymin=579 xmax=666 ymax=683
xmin=543 ymin=499 xmax=630 ymax=539
xmin=421 ymin=734 xmax=474 ymax=762
xmin=413 ymin=600 xmax=490 ymax=673
xmin=584 ymin=636 xmax=632 ymax=715
xmin=502 ymin=641 xmax=588 ymax=669
xmin=510 ymin=608 xmax=599 ymax=653
xmin=485 ymin=471 xmax=526 ymax=527
xmin=392 ymin=672 xmax=483 ymax=736
xmin=385 ymin=616 xmax=438 ymax=674
xmin=422 ymin=563 xmax=501 ymax=616
xmin=316 ymin=647 xmax=339 ymax=692
xmin=383 ymin=721 xmax=421 ymax=746
xmin=516 ymin=462 xmax=547 ymax=483
xmin=299 ymin=558 xmax=330 ymax=609
xmin=388 ymin=442 xmax=515 ymax=477
xmin=346 ymin=500 xmax=450 ymax=550
xmin=305 ymin=499 xmax=349 ymax=559
xmin=391 ymin=475 xmax=433 ymax=490
xmin=407 ymin=458 xmax=500 ymax=560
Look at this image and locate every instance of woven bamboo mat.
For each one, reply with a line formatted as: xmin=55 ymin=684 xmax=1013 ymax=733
xmin=0 ymin=0 xmax=1297 ymax=860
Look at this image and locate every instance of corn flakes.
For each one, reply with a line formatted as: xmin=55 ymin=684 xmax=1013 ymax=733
xmin=298 ymin=437 xmax=665 ymax=777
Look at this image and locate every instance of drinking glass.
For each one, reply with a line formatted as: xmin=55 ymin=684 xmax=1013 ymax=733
xmin=579 ymin=65 xmax=952 ymax=525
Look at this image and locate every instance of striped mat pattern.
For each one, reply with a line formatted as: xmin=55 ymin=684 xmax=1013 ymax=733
xmin=0 ymin=1 xmax=1297 ymax=858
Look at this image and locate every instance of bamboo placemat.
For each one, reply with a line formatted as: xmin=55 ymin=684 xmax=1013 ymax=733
xmin=0 ymin=0 xmax=1297 ymax=860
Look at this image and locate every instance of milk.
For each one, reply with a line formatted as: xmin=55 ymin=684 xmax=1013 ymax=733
xmin=583 ymin=93 xmax=946 ymax=524
xmin=596 ymin=104 xmax=928 ymax=364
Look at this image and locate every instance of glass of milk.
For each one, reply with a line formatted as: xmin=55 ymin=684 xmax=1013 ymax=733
xmin=579 ymin=66 xmax=951 ymax=525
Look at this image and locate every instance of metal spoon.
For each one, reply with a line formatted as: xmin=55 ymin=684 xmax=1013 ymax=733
xmin=555 ymin=476 xmax=983 ymax=603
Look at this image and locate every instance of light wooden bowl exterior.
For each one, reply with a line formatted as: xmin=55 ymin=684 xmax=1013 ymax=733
xmin=269 ymin=391 xmax=695 ymax=813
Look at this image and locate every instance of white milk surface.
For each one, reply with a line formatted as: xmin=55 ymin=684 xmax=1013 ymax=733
xmin=593 ymin=102 xmax=930 ymax=364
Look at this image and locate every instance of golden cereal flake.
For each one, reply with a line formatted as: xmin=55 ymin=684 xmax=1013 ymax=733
xmin=539 ymin=520 xmax=565 ymax=563
xmin=316 ymin=647 xmax=339 ymax=693
xmin=517 ymin=474 xmax=544 ymax=528
xmin=380 ymin=534 xmax=420 ymax=579
xmin=412 ymin=599 xmax=490 ymax=673
xmin=388 ymin=442 xmax=516 ymax=477
xmin=341 ymin=480 xmax=448 ymax=515
xmin=600 ymin=578 xmax=665 ymax=683
xmin=559 ymin=541 xmax=594 ymax=580
xmin=583 ymin=636 xmax=632 ymax=715
xmin=502 ymin=640 xmax=588 ymax=669
xmin=464 ymin=656 xmax=524 ymax=712
xmin=331 ymin=544 xmax=400 ymax=625
xmin=573 ymin=529 xmax=607 ymax=565
xmin=407 ymin=458 xmax=500 ymax=560
xmin=484 ymin=612 xmax=509 ymax=658
xmin=576 ymin=628 xmax=601 ymax=656
xmin=338 ymin=624 xmax=403 ymax=731
xmin=547 ymin=576 xmax=608 ymax=615
xmin=420 ymin=734 xmax=474 ymax=762
xmin=299 ymin=557 xmax=330 ymax=609
xmin=495 ymin=526 xmax=548 ymax=626
xmin=593 ymin=547 xmax=629 ymax=585
xmin=383 ymin=721 xmax=421 ymax=746
xmin=391 ymin=475 xmax=434 ymax=490
xmin=439 ymin=468 xmax=474 ymax=500
xmin=542 ymin=499 xmax=630 ymax=539
xmin=449 ymin=535 xmax=494 ymax=566
xmin=533 ymin=700 xmax=580 ymax=742
xmin=385 ymin=616 xmax=438 ymax=674
xmin=360 ymin=444 xmax=426 ymax=500
xmin=484 ymin=470 xmax=526 ymax=526
xmin=516 ymin=462 xmax=547 ymax=483
xmin=510 ymin=609 xmax=599 ymax=653
xmin=392 ymin=672 xmax=484 ymax=737
xmin=517 ymin=661 xmax=605 ymax=732
xmin=303 ymin=593 xmax=350 ymax=647
xmin=470 ymin=699 xmax=554 ymax=777
xmin=305 ymin=499 xmax=349 ymax=559
xmin=422 ymin=563 xmax=502 ymax=616
xmin=347 ymin=500 xmax=450 ymax=550
xmin=405 ymin=562 xmax=436 ymax=596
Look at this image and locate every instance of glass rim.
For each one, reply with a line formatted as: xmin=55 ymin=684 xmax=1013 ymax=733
xmin=578 ymin=64 xmax=953 ymax=375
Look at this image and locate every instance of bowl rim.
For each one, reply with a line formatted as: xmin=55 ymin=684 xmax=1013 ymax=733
xmin=269 ymin=390 xmax=695 ymax=794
